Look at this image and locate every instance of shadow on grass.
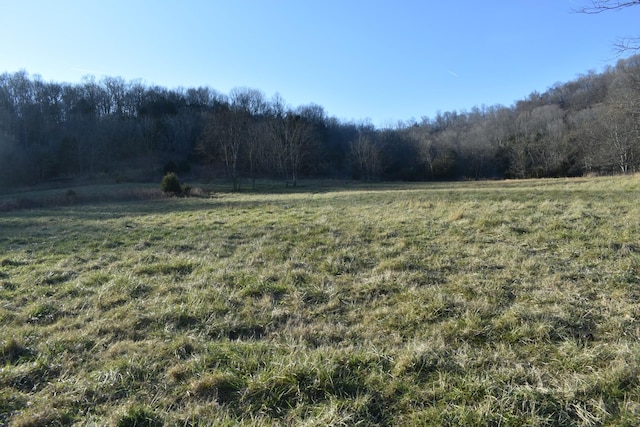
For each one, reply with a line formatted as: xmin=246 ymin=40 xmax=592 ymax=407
xmin=0 ymin=176 xmax=636 ymax=218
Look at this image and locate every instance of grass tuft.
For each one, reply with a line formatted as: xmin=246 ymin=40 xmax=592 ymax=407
xmin=117 ymin=404 xmax=163 ymax=427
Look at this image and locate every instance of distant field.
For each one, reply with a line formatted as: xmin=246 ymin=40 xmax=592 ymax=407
xmin=1 ymin=176 xmax=640 ymax=425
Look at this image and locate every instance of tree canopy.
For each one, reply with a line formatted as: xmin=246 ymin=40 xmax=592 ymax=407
xmin=1 ymin=55 xmax=640 ymax=189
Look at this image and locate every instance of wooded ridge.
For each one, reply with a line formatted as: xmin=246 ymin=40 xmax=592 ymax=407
xmin=1 ymin=55 xmax=640 ymax=188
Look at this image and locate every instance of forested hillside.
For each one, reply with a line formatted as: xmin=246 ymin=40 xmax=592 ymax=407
xmin=1 ymin=55 xmax=640 ymax=188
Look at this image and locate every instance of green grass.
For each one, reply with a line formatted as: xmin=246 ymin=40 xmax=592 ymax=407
xmin=1 ymin=176 xmax=640 ymax=425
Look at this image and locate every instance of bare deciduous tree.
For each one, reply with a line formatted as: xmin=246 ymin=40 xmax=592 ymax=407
xmin=349 ymin=131 xmax=382 ymax=180
xmin=198 ymin=105 xmax=244 ymax=190
xmin=230 ymin=88 xmax=268 ymax=189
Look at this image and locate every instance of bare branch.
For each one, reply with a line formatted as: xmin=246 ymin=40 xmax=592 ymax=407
xmin=612 ymin=36 xmax=640 ymax=55
xmin=574 ymin=1 xmax=640 ymax=53
xmin=574 ymin=0 xmax=639 ymax=14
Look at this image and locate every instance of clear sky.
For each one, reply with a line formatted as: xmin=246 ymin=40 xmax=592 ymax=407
xmin=1 ymin=1 xmax=638 ymax=127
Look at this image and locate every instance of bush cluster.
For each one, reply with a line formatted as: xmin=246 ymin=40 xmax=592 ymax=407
xmin=161 ymin=172 xmax=197 ymax=196
xmin=161 ymin=173 xmax=182 ymax=195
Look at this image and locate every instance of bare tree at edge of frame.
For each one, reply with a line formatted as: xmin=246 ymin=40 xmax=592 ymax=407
xmin=575 ymin=1 xmax=640 ymax=53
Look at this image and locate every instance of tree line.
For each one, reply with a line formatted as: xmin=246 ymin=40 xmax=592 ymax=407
xmin=1 ymin=55 xmax=640 ymax=189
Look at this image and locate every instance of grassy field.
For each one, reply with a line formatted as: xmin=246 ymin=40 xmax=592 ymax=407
xmin=1 ymin=176 xmax=640 ymax=426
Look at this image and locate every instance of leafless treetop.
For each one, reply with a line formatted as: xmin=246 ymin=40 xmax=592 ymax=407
xmin=575 ymin=0 xmax=638 ymax=14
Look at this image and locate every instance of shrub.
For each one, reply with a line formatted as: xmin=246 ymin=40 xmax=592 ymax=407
xmin=161 ymin=173 xmax=181 ymax=195
xmin=187 ymin=186 xmax=206 ymax=197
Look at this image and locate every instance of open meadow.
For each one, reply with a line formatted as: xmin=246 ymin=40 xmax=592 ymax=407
xmin=1 ymin=176 xmax=640 ymax=426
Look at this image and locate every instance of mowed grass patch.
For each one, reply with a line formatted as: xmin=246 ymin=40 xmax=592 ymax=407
xmin=1 ymin=176 xmax=640 ymax=425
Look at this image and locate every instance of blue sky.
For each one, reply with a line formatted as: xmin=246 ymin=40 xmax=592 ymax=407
xmin=1 ymin=1 xmax=638 ymax=127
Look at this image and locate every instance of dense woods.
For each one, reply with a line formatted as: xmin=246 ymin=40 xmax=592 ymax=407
xmin=2 ymin=55 xmax=640 ymax=188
